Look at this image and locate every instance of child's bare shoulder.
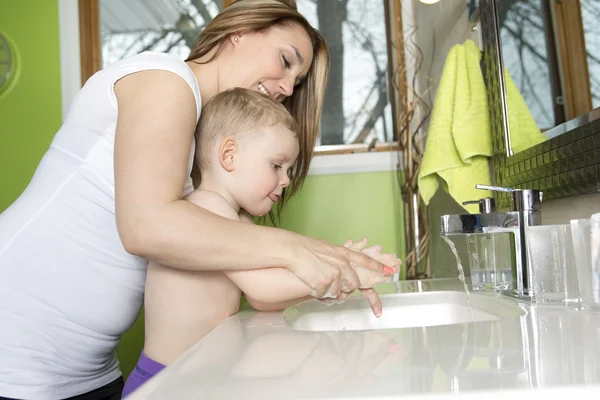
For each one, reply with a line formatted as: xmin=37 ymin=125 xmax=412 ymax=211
xmin=184 ymin=190 xmax=240 ymax=221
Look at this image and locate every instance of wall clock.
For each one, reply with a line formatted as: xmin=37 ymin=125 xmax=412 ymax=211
xmin=0 ymin=32 xmax=16 ymax=94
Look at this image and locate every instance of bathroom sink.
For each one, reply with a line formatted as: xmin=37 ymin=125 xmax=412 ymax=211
xmin=283 ymin=291 xmax=525 ymax=332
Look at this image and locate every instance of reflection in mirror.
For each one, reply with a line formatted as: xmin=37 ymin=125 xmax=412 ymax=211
xmin=499 ymin=0 xmax=562 ymax=131
xmin=497 ymin=0 xmax=600 ymax=154
xmin=581 ymin=1 xmax=600 ymax=109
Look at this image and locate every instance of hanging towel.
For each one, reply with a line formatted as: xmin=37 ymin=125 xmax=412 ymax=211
xmin=504 ymin=72 xmax=548 ymax=153
xmin=418 ymin=39 xmax=493 ymax=214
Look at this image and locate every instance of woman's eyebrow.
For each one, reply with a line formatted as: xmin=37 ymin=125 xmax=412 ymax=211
xmin=287 ymin=45 xmax=307 ymax=85
xmin=291 ymin=45 xmax=304 ymax=64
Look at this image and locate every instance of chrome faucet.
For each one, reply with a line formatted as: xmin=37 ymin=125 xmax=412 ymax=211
xmin=441 ymin=184 xmax=544 ymax=299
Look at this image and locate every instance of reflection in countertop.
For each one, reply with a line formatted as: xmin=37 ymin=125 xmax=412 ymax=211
xmin=127 ymin=279 xmax=600 ymax=399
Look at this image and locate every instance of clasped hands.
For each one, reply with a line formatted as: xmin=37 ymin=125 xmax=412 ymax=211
xmin=317 ymin=238 xmax=401 ymax=318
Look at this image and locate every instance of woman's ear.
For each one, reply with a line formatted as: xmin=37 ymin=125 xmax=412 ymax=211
xmin=219 ymin=138 xmax=237 ymax=172
xmin=230 ymin=32 xmax=242 ymax=45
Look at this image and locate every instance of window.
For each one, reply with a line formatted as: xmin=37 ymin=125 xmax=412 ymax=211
xmin=295 ymin=1 xmax=394 ymax=147
xmin=100 ymin=0 xmax=221 ymax=68
xmin=82 ymin=0 xmax=399 ymax=153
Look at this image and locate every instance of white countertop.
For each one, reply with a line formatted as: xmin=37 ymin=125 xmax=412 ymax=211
xmin=127 ymin=279 xmax=600 ymax=399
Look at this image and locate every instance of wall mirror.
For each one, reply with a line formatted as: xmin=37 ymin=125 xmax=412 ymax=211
xmin=479 ymin=0 xmax=600 ymax=208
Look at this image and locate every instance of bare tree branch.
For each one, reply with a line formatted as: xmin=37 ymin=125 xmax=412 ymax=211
xmin=344 ymin=18 xmax=389 ymax=143
xmin=352 ymin=73 xmax=388 ymax=143
xmin=139 ymin=31 xmax=171 ymax=54
xmin=514 ymin=17 xmax=552 ymax=123
xmin=190 ymin=0 xmax=214 ymax=25
xmin=502 ymin=24 xmax=547 ymax=64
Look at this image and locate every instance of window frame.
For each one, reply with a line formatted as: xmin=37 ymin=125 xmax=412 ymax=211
xmin=78 ymin=0 xmax=102 ymax=87
xmin=551 ymin=0 xmax=593 ymax=120
xmin=73 ymin=0 xmax=403 ymax=160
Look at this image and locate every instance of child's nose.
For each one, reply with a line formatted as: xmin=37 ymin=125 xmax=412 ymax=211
xmin=280 ymin=174 xmax=290 ymax=187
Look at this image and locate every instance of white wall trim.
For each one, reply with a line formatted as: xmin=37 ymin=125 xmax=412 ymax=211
xmin=308 ymin=151 xmax=401 ymax=176
xmin=58 ymin=0 xmax=82 ymax=122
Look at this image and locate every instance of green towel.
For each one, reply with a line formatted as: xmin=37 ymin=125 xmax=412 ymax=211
xmin=418 ymin=40 xmax=493 ymax=214
xmin=418 ymin=40 xmax=545 ymax=213
xmin=505 ymin=72 xmax=547 ymax=153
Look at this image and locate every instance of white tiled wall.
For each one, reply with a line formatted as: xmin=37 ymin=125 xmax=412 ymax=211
xmin=542 ymin=192 xmax=600 ymax=224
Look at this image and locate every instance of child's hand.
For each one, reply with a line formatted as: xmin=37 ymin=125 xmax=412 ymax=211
xmin=347 ymin=238 xmax=400 ymax=288
xmin=317 ymin=238 xmax=401 ymax=318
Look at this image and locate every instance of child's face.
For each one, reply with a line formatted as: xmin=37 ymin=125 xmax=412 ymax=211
xmin=231 ymin=123 xmax=299 ymax=216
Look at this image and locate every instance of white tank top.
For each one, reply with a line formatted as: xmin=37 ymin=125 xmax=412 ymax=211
xmin=0 ymin=52 xmax=201 ymax=399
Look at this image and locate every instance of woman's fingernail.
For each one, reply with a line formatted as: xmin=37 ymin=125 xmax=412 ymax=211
xmin=384 ymin=266 xmax=395 ymax=275
xmin=376 ymin=311 xmax=382 ymax=318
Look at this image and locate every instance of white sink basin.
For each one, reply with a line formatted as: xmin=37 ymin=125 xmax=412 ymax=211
xmin=283 ymin=291 xmax=525 ymax=332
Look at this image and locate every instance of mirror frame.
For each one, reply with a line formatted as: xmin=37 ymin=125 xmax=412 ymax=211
xmin=480 ymin=0 xmax=600 ymax=209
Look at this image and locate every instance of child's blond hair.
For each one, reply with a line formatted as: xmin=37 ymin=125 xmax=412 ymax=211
xmin=195 ymin=88 xmax=298 ymax=171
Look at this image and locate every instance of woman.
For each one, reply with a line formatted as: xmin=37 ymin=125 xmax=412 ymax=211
xmin=0 ymin=1 xmax=395 ymax=399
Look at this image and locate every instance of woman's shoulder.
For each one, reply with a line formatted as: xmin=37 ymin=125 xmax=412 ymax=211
xmin=119 ymin=51 xmax=189 ymax=69
xmin=105 ymin=51 xmax=202 ymax=120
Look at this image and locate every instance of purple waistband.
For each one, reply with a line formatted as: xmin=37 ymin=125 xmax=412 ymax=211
xmin=135 ymin=350 xmax=165 ymax=377
xmin=122 ymin=350 xmax=166 ymax=398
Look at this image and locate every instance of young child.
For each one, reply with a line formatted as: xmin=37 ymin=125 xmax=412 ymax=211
xmin=121 ymin=88 xmax=398 ymax=397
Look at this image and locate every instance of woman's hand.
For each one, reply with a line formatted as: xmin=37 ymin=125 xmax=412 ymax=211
xmin=317 ymin=239 xmax=401 ymax=318
xmin=348 ymin=238 xmax=400 ymax=288
xmin=286 ymin=234 xmax=396 ymax=300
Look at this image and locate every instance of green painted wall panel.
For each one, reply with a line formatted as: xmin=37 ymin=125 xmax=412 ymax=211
xmin=0 ymin=0 xmax=63 ymax=212
xmin=278 ymin=171 xmax=405 ymax=261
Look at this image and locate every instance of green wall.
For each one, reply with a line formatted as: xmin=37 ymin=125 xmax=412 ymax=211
xmin=278 ymin=171 xmax=405 ymax=260
xmin=0 ymin=1 xmax=406 ymax=381
xmin=0 ymin=0 xmax=63 ymax=212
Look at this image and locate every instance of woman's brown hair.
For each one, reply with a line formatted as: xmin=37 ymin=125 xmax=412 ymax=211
xmin=186 ymin=0 xmax=329 ymax=220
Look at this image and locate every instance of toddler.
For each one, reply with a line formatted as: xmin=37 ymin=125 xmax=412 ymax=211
xmin=122 ymin=88 xmax=397 ymax=397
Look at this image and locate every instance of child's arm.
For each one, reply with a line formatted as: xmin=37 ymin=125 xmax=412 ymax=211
xmin=175 ymin=199 xmax=311 ymax=310
xmin=183 ymin=203 xmax=395 ymax=312
xmin=227 ymin=210 xmax=398 ymax=312
xmin=231 ymin=270 xmax=313 ymax=311
xmin=226 ymin=209 xmax=313 ymax=310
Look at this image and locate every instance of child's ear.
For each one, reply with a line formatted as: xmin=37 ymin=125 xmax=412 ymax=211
xmin=219 ymin=138 xmax=237 ymax=172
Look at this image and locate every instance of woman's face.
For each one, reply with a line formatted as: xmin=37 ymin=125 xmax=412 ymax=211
xmin=223 ymin=23 xmax=314 ymax=103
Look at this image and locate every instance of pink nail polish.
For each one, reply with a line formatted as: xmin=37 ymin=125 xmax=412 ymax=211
xmin=384 ymin=266 xmax=395 ymax=275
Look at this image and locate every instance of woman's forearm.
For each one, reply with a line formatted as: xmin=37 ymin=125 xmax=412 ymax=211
xmin=121 ymin=199 xmax=297 ymax=272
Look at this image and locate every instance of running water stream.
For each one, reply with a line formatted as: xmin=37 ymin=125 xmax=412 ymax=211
xmin=442 ymin=236 xmax=474 ymax=321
